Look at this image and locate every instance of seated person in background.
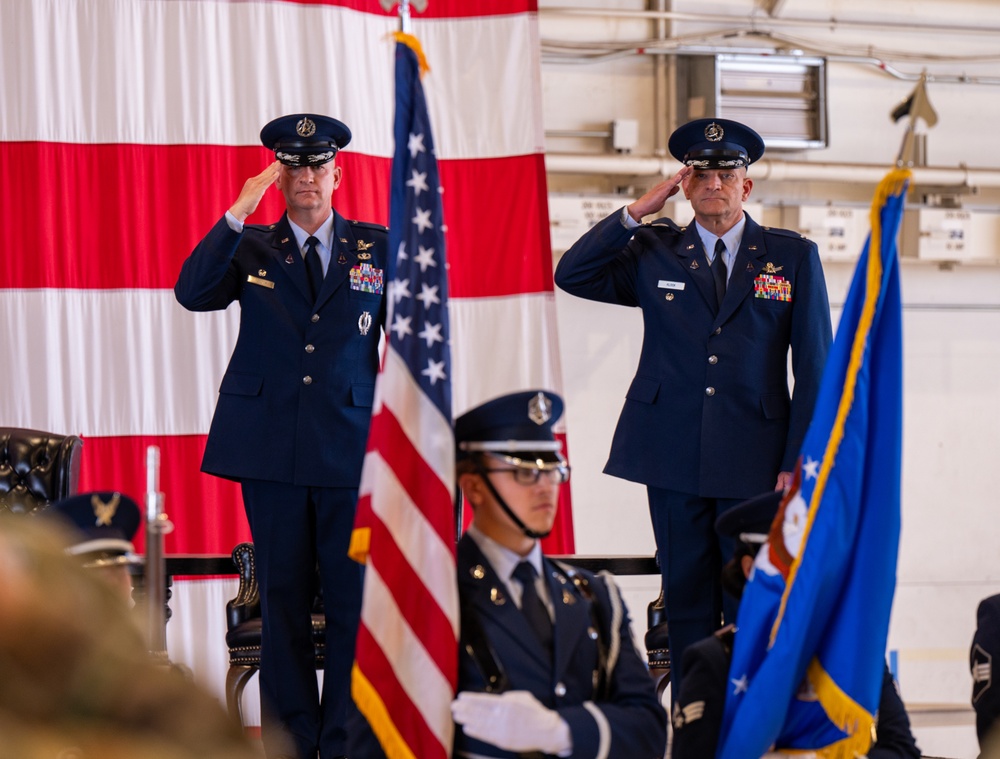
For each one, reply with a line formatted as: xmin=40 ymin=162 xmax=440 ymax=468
xmin=46 ymin=490 xmax=143 ymax=604
xmin=450 ymin=390 xmax=667 ymax=759
xmin=972 ymin=593 xmax=1000 ymax=756
xmin=0 ymin=513 xmax=261 ymax=759
xmin=671 ymin=491 xmax=920 ymax=759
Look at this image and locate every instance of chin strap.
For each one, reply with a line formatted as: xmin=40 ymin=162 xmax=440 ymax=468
xmin=473 ymin=460 xmax=552 ymax=540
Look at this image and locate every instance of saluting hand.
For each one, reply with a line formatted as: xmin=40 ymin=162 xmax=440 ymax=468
xmin=626 ymin=164 xmax=693 ymax=223
xmin=228 ymin=161 xmax=281 ymax=222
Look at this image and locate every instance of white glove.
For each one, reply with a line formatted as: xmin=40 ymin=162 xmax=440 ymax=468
xmin=451 ymin=690 xmax=573 ymax=756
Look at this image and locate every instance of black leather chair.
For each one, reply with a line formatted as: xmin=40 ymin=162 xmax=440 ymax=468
xmin=224 ymin=542 xmax=326 ymax=726
xmin=0 ymin=427 xmax=83 ymax=515
xmin=644 ymin=588 xmax=671 ymax=700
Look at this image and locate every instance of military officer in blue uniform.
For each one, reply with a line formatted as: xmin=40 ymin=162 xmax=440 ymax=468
xmin=554 ymin=118 xmax=833 ymax=697
xmin=671 ymin=491 xmax=920 ymax=759
xmin=450 ymin=390 xmax=667 ymax=759
xmin=175 ymin=113 xmax=387 ymax=759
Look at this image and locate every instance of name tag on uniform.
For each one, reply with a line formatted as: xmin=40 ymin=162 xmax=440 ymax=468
xmin=657 ymin=280 xmax=685 ymax=291
xmin=246 ymin=275 xmax=275 ymax=289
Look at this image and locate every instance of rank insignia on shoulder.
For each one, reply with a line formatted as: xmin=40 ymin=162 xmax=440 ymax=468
xmin=763 ymin=262 xmax=784 ymax=274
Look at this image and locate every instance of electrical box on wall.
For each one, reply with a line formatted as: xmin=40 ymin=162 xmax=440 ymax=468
xmin=900 ymin=207 xmax=1000 ymax=263
xmin=779 ymin=204 xmax=870 ymax=261
xmin=676 ymin=54 xmax=828 ymax=151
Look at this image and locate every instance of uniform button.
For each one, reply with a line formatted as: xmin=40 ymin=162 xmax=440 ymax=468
xmin=305 ymin=344 xmax=315 ymax=353
xmin=708 ymin=355 xmax=718 ymax=364
xmin=705 ymin=387 xmax=715 ymax=396
xmin=713 ymin=327 xmax=722 ymax=335
xmin=554 ymin=682 xmax=567 ymax=697
xmin=311 ymin=314 xmax=320 ymax=323
xmin=303 ymin=376 xmax=313 ymax=385
xmin=588 ymin=626 xmax=599 ymax=640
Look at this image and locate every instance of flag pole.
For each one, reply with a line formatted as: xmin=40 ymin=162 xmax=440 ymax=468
xmin=892 ymin=71 xmax=938 ymax=167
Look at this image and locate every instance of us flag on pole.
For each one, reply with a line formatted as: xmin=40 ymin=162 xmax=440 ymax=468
xmin=349 ymin=33 xmax=459 ymax=759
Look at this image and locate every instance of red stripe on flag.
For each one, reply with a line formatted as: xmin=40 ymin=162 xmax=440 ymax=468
xmin=355 ymin=623 xmax=449 ymax=759
xmin=367 ymin=511 xmax=457 ymax=683
xmin=271 ymin=0 xmax=537 ymax=17
xmin=366 ymin=406 xmax=455 ymax=549
xmin=77 ymin=434 xmax=249 ymax=554
xmin=1 ymin=143 xmax=550 ymax=297
xmin=440 ymin=154 xmax=553 ymax=297
xmin=0 ymin=143 xmax=389 ymax=289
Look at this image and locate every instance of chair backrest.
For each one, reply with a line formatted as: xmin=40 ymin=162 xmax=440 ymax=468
xmin=226 ymin=542 xmax=261 ymax=631
xmin=0 ymin=427 xmax=83 ymax=515
xmin=225 ymin=541 xmax=326 ymax=633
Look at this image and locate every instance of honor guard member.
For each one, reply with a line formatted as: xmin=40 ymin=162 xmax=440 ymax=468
xmin=554 ymin=118 xmax=832 ymax=696
xmin=671 ymin=491 xmax=920 ymax=759
xmin=971 ymin=593 xmax=1000 ymax=753
xmin=450 ymin=390 xmax=667 ymax=759
xmin=175 ymin=113 xmax=388 ymax=759
xmin=47 ymin=490 xmax=143 ymax=603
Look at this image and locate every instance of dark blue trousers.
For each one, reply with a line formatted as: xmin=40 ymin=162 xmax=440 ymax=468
xmin=242 ymin=480 xmax=363 ymax=759
xmin=646 ymin=487 xmax=742 ymax=699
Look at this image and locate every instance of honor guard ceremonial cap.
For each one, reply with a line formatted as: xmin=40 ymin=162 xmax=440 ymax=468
xmin=260 ymin=113 xmax=352 ymax=167
xmin=715 ymin=489 xmax=781 ymax=544
xmin=456 ymin=390 xmax=565 ymax=464
xmin=47 ymin=491 xmax=142 ymax=567
xmin=669 ymin=117 xmax=765 ymax=169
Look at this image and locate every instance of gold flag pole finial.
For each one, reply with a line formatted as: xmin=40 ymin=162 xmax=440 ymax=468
xmin=891 ymin=72 xmax=938 ymax=168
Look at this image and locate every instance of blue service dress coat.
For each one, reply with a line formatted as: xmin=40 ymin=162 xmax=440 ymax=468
xmin=554 ymin=210 xmax=832 ymax=499
xmin=670 ymin=631 xmax=920 ymax=758
xmin=456 ymin=535 xmax=667 ymax=759
xmin=174 ymin=211 xmax=387 ymax=487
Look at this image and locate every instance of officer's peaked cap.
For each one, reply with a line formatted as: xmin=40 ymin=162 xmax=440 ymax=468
xmin=260 ymin=113 xmax=351 ymax=167
xmin=455 ymin=390 xmax=565 ymax=463
xmin=669 ymin=117 xmax=765 ymax=169
xmin=715 ymin=489 xmax=781 ymax=543
xmin=47 ymin=490 xmax=141 ymax=560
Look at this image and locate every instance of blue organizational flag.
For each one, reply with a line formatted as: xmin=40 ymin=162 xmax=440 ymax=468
xmin=717 ymin=167 xmax=910 ymax=759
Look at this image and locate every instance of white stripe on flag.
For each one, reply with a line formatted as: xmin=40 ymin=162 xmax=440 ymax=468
xmin=361 ymin=450 xmax=459 ymax=635
xmin=449 ymin=292 xmax=566 ymax=416
xmin=360 ymin=561 xmax=457 ymax=747
xmin=2 ymin=0 xmax=541 ymax=159
xmin=3 ymin=288 xmax=236 ymax=436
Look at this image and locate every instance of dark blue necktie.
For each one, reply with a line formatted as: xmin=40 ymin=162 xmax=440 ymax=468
xmin=513 ymin=561 xmax=553 ymax=655
xmin=304 ymin=235 xmax=324 ymax=302
xmin=711 ymin=238 xmax=728 ymax=310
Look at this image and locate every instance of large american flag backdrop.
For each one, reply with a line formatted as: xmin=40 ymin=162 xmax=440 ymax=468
xmin=0 ymin=0 xmax=570 ymax=705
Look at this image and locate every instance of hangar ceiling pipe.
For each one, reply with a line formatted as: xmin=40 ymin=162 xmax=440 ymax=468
xmin=543 ymin=153 xmax=1000 ymax=189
